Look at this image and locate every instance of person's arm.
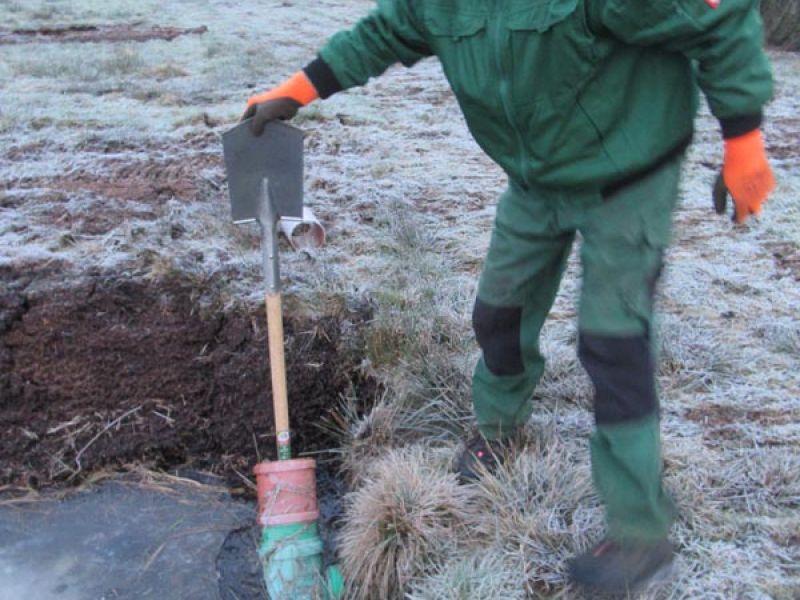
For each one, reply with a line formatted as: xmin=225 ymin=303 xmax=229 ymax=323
xmin=595 ymin=0 xmax=775 ymax=222
xmin=243 ymin=0 xmax=431 ymax=135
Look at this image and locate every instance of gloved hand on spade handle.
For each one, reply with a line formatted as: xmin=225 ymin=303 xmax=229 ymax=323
xmin=241 ymin=71 xmax=319 ymax=136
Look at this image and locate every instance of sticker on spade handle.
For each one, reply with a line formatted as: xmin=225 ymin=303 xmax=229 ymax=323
xmin=277 ymin=431 xmax=292 ymax=460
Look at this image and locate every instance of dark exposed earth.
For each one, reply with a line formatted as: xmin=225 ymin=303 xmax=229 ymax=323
xmin=0 ymin=268 xmax=372 ymax=491
xmin=0 ymin=264 xmax=369 ymax=598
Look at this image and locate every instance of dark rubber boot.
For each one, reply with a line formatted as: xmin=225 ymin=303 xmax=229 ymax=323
xmin=568 ymin=538 xmax=674 ymax=595
xmin=453 ymin=432 xmax=512 ymax=483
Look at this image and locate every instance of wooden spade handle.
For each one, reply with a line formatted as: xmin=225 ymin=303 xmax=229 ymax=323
xmin=266 ymin=292 xmax=291 ymax=458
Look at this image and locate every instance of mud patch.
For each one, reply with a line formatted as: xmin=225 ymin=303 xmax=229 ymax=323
xmin=4 ymin=137 xmax=225 ymax=235
xmin=34 ymin=201 xmax=161 ymax=237
xmin=10 ymin=151 xmax=223 ymax=205
xmin=0 ymin=269 xmax=372 ymax=489
xmin=686 ymin=403 xmax=798 ymax=447
xmin=0 ymin=24 xmax=208 ymax=45
xmin=685 ymin=404 xmax=795 ymax=427
xmin=768 ymin=117 xmax=800 ymax=159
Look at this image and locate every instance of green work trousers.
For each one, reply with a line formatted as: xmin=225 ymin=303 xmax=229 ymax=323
xmin=472 ymin=158 xmax=681 ymax=541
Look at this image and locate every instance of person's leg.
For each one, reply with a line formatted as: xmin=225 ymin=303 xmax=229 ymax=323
xmin=576 ymin=157 xmax=683 ymax=544
xmin=471 ymin=182 xmax=574 ymax=441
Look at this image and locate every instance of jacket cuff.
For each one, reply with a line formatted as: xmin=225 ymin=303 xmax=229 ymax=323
xmin=719 ymin=113 xmax=763 ymax=139
xmin=303 ymin=57 xmax=343 ymax=100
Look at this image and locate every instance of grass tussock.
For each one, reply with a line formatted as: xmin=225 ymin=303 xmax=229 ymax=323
xmin=324 ymin=392 xmax=408 ymax=479
xmin=325 ymin=356 xmax=474 ymax=482
xmin=337 ymin=446 xmax=478 ymax=600
xmin=406 ymin=551 xmax=528 ymax=600
xmin=473 ymin=431 xmax=600 ymax=595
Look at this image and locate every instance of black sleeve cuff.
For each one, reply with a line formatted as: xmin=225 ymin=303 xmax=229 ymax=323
xmin=303 ymin=57 xmax=343 ymax=100
xmin=720 ymin=113 xmax=763 ymax=139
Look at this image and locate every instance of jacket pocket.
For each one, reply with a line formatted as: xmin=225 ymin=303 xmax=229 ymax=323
xmin=423 ymin=3 xmax=487 ymax=40
xmin=422 ymin=3 xmax=494 ymax=108
xmin=505 ymin=0 xmax=596 ymax=106
xmin=504 ymin=0 xmax=600 ymax=164
xmin=506 ymin=0 xmax=580 ymax=32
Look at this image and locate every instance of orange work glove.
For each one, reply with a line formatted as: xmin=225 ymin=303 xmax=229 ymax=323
xmin=241 ymin=71 xmax=319 ymax=136
xmin=722 ymin=129 xmax=775 ymax=224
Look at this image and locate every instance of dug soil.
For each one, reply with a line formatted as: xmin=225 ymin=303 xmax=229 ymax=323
xmin=0 ymin=267 xmax=372 ymax=491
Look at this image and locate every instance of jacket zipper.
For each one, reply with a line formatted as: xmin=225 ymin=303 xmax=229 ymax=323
xmin=491 ymin=0 xmax=530 ymax=188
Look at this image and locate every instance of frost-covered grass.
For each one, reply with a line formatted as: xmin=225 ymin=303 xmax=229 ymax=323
xmin=2 ymin=1 xmax=799 ymax=598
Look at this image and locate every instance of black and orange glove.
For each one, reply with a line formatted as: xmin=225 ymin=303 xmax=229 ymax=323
xmin=719 ymin=129 xmax=775 ymax=224
xmin=241 ymin=71 xmax=319 ymax=136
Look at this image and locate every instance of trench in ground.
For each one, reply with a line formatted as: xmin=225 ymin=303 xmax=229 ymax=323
xmin=0 ymin=268 xmax=375 ymax=597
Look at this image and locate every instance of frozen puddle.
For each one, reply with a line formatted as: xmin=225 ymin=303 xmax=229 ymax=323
xmin=0 ymin=476 xmax=265 ymax=600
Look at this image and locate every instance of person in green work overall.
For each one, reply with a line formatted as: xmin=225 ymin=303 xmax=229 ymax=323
xmin=242 ymin=0 xmax=775 ymax=594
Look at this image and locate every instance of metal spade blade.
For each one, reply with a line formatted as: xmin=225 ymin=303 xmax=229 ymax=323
xmin=222 ymin=119 xmax=304 ymax=223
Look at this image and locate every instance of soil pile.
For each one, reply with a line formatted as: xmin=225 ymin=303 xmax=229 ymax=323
xmin=0 ymin=269 xmax=370 ymax=489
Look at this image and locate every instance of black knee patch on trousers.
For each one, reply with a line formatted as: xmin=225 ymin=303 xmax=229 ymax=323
xmin=472 ymin=299 xmax=524 ymax=376
xmin=578 ymin=333 xmax=658 ymax=424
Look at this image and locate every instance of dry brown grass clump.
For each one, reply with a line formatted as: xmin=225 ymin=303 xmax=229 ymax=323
xmin=473 ymin=431 xmax=600 ymax=595
xmin=406 ymin=551 xmax=528 ymax=600
xmin=337 ymin=446 xmax=478 ymax=600
xmin=325 ymin=356 xmax=474 ymax=483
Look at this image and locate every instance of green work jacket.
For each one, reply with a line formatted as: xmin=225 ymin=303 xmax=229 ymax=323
xmin=315 ymin=0 xmax=772 ymax=191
